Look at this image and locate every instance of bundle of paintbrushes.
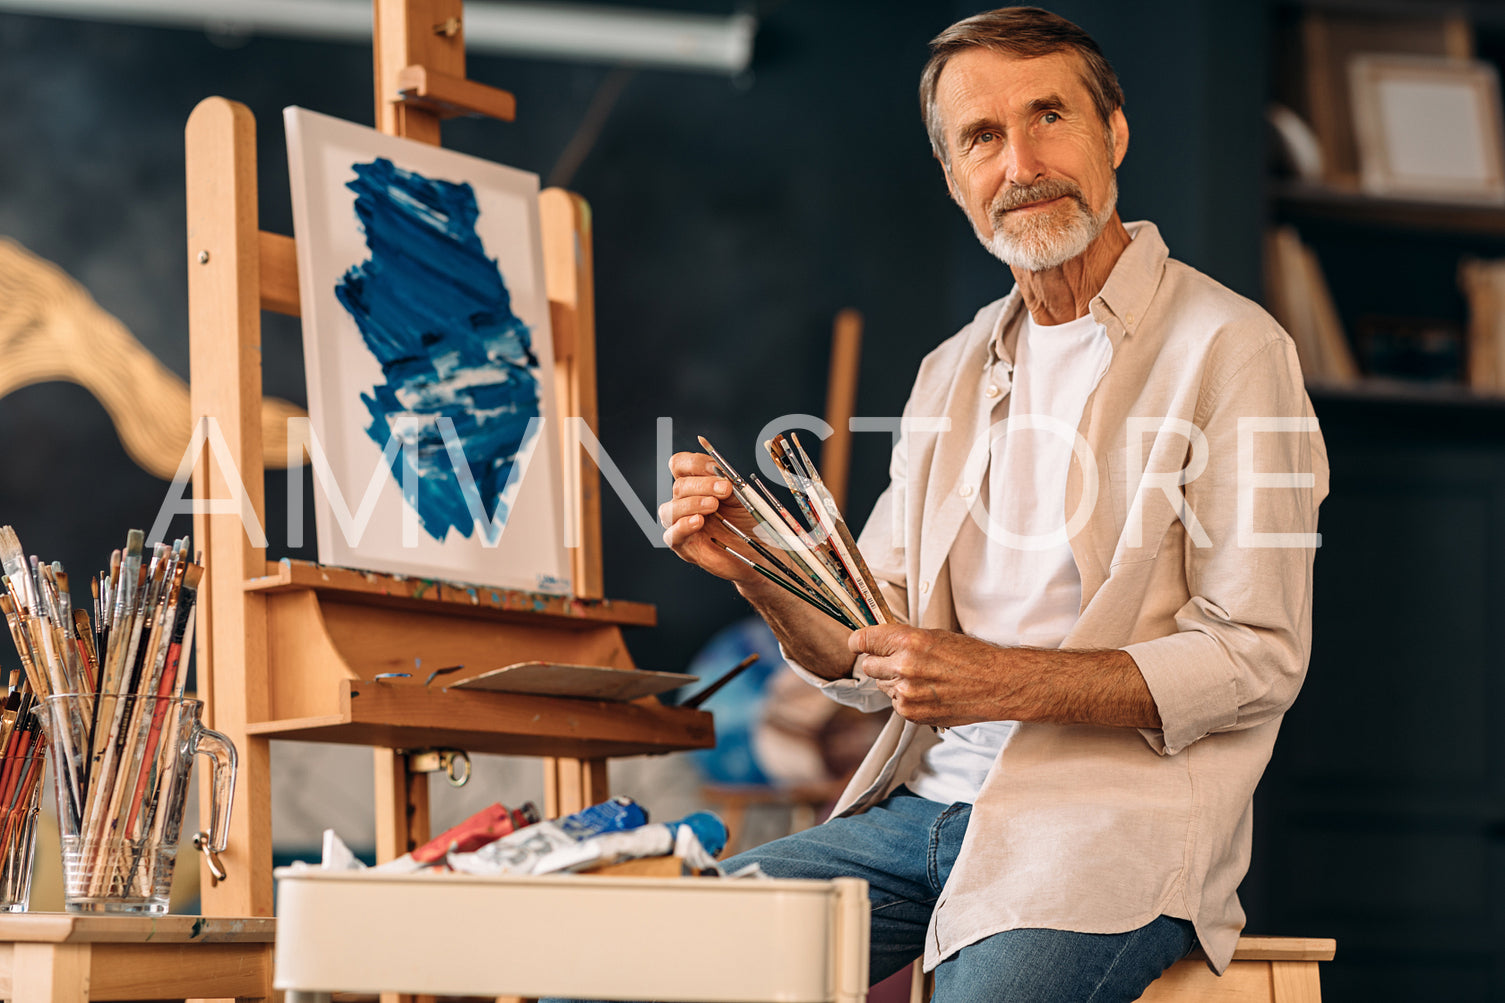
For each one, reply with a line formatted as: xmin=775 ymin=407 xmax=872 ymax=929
xmin=0 ymin=526 xmax=203 ymax=901
xmin=0 ymin=669 xmax=48 ymax=910
xmin=698 ymin=433 xmax=893 ymax=630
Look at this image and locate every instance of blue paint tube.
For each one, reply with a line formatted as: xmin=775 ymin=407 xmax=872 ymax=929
xmin=448 ymin=796 xmax=648 ymax=875
xmin=530 ymin=810 xmax=728 ymax=875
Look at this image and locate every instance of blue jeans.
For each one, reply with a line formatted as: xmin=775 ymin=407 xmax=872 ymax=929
xmin=546 ymin=787 xmax=1195 ymax=1003
xmin=722 ymin=786 xmax=1196 ymax=1002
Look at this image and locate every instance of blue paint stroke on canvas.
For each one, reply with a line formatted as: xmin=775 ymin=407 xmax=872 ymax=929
xmin=335 ymin=157 xmax=540 ymax=544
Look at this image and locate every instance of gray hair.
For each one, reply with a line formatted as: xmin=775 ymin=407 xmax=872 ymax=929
xmin=920 ymin=7 xmax=1124 ymax=164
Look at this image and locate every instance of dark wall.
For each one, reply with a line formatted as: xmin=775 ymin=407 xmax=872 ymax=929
xmin=0 ymin=0 xmax=1272 ymax=682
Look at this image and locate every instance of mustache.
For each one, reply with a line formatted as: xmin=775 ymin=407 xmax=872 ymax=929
xmin=990 ymin=178 xmax=1088 ymax=220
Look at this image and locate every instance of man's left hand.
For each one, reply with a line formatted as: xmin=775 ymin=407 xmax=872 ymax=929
xmin=849 ymin=624 xmax=1163 ymax=730
xmin=849 ymin=624 xmax=1014 ymax=727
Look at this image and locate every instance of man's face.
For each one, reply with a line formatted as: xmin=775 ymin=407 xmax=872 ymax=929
xmin=935 ymin=48 xmax=1128 ymax=271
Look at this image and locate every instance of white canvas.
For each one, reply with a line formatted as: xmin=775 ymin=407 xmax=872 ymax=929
xmin=284 ymin=106 xmax=571 ymax=595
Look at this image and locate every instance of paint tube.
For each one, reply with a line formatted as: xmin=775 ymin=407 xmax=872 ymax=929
xmin=531 ymin=810 xmax=727 ymax=875
xmin=447 ymin=795 xmax=649 ymax=875
xmin=410 ymin=801 xmax=541 ymax=864
xmin=316 ymin=800 xmax=542 ymax=874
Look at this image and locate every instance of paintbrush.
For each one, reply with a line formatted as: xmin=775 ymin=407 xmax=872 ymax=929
xmin=720 ymin=545 xmax=861 ymax=629
xmin=698 ymin=436 xmax=870 ymax=626
xmin=49 ymin=566 xmax=91 ymax=695
xmin=785 ymin=433 xmax=895 ymax=623
xmin=747 ymin=470 xmax=868 ymax=618
xmin=0 ymin=673 xmax=20 ymax=792
xmin=710 ymin=514 xmax=859 ymax=627
xmin=106 ymin=561 xmax=187 ymax=842
xmin=768 ymin=435 xmax=878 ymax=621
xmin=761 ymin=441 xmax=872 ymax=615
xmin=130 ymin=576 xmax=199 ymax=853
xmin=0 ymin=528 xmax=37 ymax=617
xmin=681 ymin=653 xmax=761 ymax=710
xmin=0 ymin=592 xmax=45 ymax=698
xmin=712 ymin=513 xmax=810 ymax=588
xmin=73 ymin=610 xmax=98 ymax=692
xmin=83 ymin=531 xmax=151 ymax=865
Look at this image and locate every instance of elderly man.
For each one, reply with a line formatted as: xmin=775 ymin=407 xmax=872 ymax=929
xmin=661 ymin=7 xmax=1326 ymax=1001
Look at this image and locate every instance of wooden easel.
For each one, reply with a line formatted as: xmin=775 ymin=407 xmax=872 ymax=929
xmin=186 ymin=0 xmax=713 ymax=920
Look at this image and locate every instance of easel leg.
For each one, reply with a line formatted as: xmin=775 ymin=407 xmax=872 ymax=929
xmin=374 ymin=747 xmax=431 ymax=860
xmin=13 ymin=943 xmax=89 ymax=1003
xmin=543 ymin=757 xmax=609 ymax=817
xmin=375 ymin=749 xmax=434 ymax=1003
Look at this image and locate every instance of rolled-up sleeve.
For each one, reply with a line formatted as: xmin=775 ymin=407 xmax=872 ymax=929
xmin=1125 ymin=336 xmax=1328 ymax=755
xmin=782 ymin=649 xmax=894 ymax=713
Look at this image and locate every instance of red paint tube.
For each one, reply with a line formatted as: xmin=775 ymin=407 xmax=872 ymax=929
xmin=410 ymin=801 xmax=541 ymax=864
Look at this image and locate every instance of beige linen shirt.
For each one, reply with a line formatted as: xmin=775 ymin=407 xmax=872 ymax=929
xmin=803 ymin=222 xmax=1328 ymax=974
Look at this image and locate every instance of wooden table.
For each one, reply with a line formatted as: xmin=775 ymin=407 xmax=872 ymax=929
xmin=0 ymin=914 xmax=275 ymax=1002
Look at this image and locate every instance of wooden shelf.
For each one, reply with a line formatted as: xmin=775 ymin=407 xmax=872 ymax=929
xmin=1272 ymin=181 xmax=1505 ymax=237
xmin=245 ymin=679 xmax=714 ymax=758
xmin=245 ymin=559 xmax=657 ymax=629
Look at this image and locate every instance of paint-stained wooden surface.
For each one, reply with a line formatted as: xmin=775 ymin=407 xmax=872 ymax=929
xmin=0 ymin=915 xmax=275 ymax=1002
xmin=245 ymin=558 xmax=653 ymax=627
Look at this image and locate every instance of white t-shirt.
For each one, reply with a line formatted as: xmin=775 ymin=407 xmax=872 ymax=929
xmin=907 ymin=307 xmax=1113 ymax=805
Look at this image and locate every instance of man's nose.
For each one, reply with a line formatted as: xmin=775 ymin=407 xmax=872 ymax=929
xmin=1002 ymin=134 xmax=1045 ymax=187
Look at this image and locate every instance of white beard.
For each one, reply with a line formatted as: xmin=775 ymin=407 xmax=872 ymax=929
xmin=975 ymin=173 xmax=1118 ymax=272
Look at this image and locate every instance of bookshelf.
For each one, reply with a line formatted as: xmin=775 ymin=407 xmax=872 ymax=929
xmin=1253 ymin=5 xmax=1505 ymax=998
xmin=1271 ymin=181 xmax=1505 ymax=239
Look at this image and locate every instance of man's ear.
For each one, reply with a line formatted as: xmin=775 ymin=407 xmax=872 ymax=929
xmin=1110 ymin=108 xmax=1129 ymax=168
xmin=938 ymin=153 xmax=958 ymax=201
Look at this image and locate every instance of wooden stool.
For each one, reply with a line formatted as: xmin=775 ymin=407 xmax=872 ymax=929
xmin=908 ymin=935 xmax=1335 ymax=1003
xmin=1141 ymin=936 xmax=1336 ymax=1002
xmin=0 ymin=914 xmax=275 ymax=1002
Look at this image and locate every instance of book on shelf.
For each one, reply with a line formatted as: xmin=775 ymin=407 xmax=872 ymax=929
xmin=1263 ymin=225 xmax=1360 ymax=385
xmin=1460 ymin=257 xmax=1505 ymax=393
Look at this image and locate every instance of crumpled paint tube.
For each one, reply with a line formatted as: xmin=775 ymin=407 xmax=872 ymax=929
xmin=411 ymin=801 xmax=541 ymax=864
xmin=317 ymin=800 xmax=541 ymax=874
xmin=448 ymin=796 xmax=648 ymax=875
xmin=531 ymin=810 xmax=727 ymax=875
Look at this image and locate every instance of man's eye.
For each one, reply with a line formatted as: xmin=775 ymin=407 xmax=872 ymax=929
xmin=1042 ymin=111 xmax=1061 ymax=124
xmin=977 ymin=131 xmax=996 ymax=144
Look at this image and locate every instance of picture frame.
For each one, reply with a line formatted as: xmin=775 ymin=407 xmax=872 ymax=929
xmin=1292 ymin=9 xmax=1473 ymax=188
xmin=1348 ymin=54 xmax=1505 ymax=203
xmin=284 ymin=106 xmax=573 ymax=595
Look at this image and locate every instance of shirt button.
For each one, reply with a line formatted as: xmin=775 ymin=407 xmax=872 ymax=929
xmin=984 ymin=384 xmax=1001 ymax=398
xmin=920 ymin=581 xmax=930 ymax=594
xmin=1126 ymin=312 xmax=1135 ymax=325
xmin=959 ymin=485 xmax=974 ymax=497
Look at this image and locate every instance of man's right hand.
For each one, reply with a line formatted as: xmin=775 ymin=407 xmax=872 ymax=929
xmin=661 ymin=449 xmax=858 ymax=682
xmin=659 ymin=450 xmax=763 ymax=584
